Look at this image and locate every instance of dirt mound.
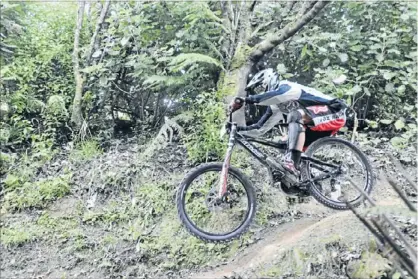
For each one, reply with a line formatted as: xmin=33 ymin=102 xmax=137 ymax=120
xmin=189 ymin=171 xmax=414 ymax=279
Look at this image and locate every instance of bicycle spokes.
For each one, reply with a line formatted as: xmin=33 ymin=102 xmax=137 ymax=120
xmin=307 ymin=142 xmax=367 ymax=203
xmin=184 ymin=170 xmax=250 ymax=235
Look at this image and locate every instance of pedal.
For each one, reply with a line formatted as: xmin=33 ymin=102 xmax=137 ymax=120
xmin=286 ymin=196 xmax=297 ymax=206
xmin=298 ymin=196 xmax=311 ymax=203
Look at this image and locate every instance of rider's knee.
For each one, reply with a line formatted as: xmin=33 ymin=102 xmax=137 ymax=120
xmin=287 ymin=110 xmax=301 ymax=123
xmin=288 ymin=110 xmax=305 ymax=132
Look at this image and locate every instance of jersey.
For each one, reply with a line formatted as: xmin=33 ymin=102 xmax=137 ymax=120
xmin=239 ymin=81 xmax=339 ymax=137
xmin=246 ymin=80 xmax=335 ymax=107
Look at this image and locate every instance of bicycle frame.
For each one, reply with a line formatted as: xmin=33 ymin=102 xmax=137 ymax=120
xmin=218 ymin=122 xmax=341 ymax=197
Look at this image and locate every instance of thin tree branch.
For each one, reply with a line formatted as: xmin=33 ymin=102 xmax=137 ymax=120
xmin=387 ymin=177 xmax=417 ymax=212
xmin=112 ymin=81 xmax=130 ymax=95
xmin=227 ymin=0 xmax=234 ymax=23
xmin=250 ymin=1 xmax=296 ymax=40
xmin=286 ymin=0 xmax=297 ymax=14
xmin=389 ymin=153 xmax=418 ymax=190
xmin=275 ymin=1 xmax=297 ymax=29
xmin=300 ymin=1 xmax=318 ymax=15
xmin=248 ymin=0 xmax=257 ymax=13
xmin=348 ymin=178 xmax=417 ymax=261
xmin=249 ymin=1 xmax=329 ymax=63
xmin=371 ymin=219 xmax=417 ymax=278
xmin=86 ymin=0 xmax=111 ymax=66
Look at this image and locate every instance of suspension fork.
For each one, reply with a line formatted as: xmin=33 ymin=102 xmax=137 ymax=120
xmin=218 ymin=124 xmax=237 ymax=197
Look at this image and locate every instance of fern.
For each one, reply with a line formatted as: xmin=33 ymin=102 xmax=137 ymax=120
xmin=140 ymin=116 xmax=184 ymax=160
xmin=173 ymin=111 xmax=194 ymax=123
xmin=168 ymin=53 xmax=223 ymax=73
xmin=143 ymin=75 xmax=188 ymax=88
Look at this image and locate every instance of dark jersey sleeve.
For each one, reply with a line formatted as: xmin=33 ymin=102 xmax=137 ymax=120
xmin=245 ymin=84 xmax=293 ymax=105
xmin=237 ymin=106 xmax=273 ymax=131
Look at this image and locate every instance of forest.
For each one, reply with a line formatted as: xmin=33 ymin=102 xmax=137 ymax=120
xmin=0 ymin=1 xmax=417 ymax=279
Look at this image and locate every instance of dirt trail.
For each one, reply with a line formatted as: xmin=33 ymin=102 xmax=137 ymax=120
xmin=190 ymin=194 xmax=401 ymax=279
xmin=191 ymin=218 xmax=320 ymax=279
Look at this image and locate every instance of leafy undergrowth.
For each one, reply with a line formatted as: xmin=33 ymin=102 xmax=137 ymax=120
xmin=1 ymin=134 xmax=416 ymax=278
xmin=0 ymin=138 xmax=303 ymax=278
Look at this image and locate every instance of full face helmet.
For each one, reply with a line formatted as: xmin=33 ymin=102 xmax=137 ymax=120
xmin=245 ymin=68 xmax=279 ymax=93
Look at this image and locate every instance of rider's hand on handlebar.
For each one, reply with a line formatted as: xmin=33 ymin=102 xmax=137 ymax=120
xmin=224 ymin=122 xmax=232 ymax=133
xmin=228 ymin=97 xmax=245 ymax=113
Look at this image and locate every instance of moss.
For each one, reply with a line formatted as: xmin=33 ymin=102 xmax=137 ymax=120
xmin=321 ymin=234 xmax=342 ymax=244
xmin=262 ymin=265 xmax=282 ymax=277
xmin=216 ymin=44 xmax=252 ymax=100
xmin=347 ymin=251 xmax=391 ymax=279
xmin=230 ymin=44 xmax=253 ymax=70
xmin=38 ymin=175 xmax=71 ymax=200
xmin=216 ymin=70 xmax=239 ymax=99
xmin=368 ymin=238 xmax=378 ymax=252
xmin=292 ymin=247 xmax=308 ymax=275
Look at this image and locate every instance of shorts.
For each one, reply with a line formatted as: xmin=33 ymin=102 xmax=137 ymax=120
xmin=304 ymin=104 xmax=346 ymax=132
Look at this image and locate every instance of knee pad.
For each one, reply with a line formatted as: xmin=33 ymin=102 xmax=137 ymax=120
xmin=287 ymin=111 xmax=305 ymax=150
xmin=287 ymin=110 xmax=302 ymax=124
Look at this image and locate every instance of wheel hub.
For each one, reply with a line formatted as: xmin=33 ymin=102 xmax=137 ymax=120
xmin=205 ymin=187 xmax=237 ymax=212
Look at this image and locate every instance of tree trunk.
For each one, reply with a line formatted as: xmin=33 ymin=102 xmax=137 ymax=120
xmin=219 ymin=1 xmax=329 ymax=125
xmin=71 ymin=0 xmax=111 ymax=128
xmin=71 ymin=0 xmax=86 ymax=127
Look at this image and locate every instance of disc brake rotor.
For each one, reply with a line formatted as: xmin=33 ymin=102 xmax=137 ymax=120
xmin=205 ymin=186 xmax=239 ymax=212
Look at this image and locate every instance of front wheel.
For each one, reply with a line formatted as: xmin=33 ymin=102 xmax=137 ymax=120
xmin=301 ymin=137 xmax=374 ymax=210
xmin=176 ymin=163 xmax=256 ymax=242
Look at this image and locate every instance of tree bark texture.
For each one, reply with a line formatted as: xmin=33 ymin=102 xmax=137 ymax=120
xmin=71 ymin=0 xmax=112 ymax=128
xmin=71 ymin=0 xmax=86 ymax=127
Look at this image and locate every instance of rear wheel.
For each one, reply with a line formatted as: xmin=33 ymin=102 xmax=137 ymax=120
xmin=176 ymin=163 xmax=256 ymax=242
xmin=301 ymin=137 xmax=374 ymax=210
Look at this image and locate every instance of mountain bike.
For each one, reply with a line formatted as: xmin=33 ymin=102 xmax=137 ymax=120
xmin=176 ymin=105 xmax=374 ymax=243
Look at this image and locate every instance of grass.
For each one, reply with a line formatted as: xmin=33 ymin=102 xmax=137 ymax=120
xmin=2 ymin=174 xmax=71 ymax=211
xmin=69 ymin=139 xmax=103 ymax=161
xmin=0 ymin=142 xmax=299 ymax=275
xmin=0 ymin=227 xmax=35 ymax=246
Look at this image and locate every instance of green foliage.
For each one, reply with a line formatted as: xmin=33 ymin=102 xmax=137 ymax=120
xmin=1 ymin=3 xmax=76 ymax=146
xmin=140 ymin=117 xmax=183 ymax=160
xmin=266 ymin=1 xmax=416 ymax=148
xmin=82 ymin=1 xmax=223 ymax=131
xmin=0 ymin=2 xmax=24 ymax=58
xmin=69 ymin=140 xmax=103 ymax=161
xmin=0 ymin=152 xmax=15 ymax=175
xmin=1 ymin=227 xmax=34 ymax=247
xmin=124 ymin=181 xmax=240 ymax=269
xmin=184 ymin=92 xmax=227 ymax=162
xmin=169 ymin=53 xmax=222 ymax=72
xmin=82 ymin=199 xmax=134 ymax=226
xmin=3 ymin=174 xmax=71 ymax=211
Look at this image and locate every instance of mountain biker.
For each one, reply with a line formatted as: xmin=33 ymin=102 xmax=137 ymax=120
xmin=229 ymin=68 xmax=348 ymax=184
